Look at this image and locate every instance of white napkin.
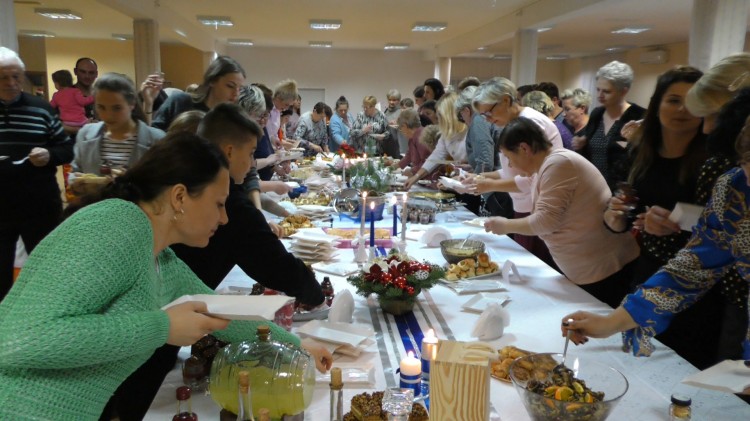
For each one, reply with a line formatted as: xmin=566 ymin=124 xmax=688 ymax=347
xmin=420 ymin=226 xmax=451 ymax=247
xmin=669 ymin=202 xmax=704 ymax=231
xmin=328 ymin=289 xmax=354 ymax=323
xmin=681 ymin=360 xmax=750 ymax=393
xmin=471 ymin=302 xmax=510 ymax=340
xmin=502 ymin=260 xmax=524 ymax=283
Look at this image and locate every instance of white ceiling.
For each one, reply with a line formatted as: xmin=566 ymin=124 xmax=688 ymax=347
xmin=10 ymin=0 xmax=750 ymax=59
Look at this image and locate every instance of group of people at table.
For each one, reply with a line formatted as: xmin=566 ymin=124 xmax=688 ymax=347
xmin=0 ymin=40 xmax=749 ymax=419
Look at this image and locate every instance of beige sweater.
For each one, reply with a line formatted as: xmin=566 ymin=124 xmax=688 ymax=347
xmin=528 ymin=149 xmax=640 ymax=285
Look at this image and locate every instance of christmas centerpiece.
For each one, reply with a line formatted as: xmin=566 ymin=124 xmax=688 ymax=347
xmin=347 ymin=252 xmax=445 ymax=315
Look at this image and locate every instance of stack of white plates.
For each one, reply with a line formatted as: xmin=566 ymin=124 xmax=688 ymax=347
xmin=296 ymin=205 xmax=334 ymax=222
xmin=305 ymin=177 xmax=335 ymax=191
xmin=289 ymin=230 xmax=340 ymax=262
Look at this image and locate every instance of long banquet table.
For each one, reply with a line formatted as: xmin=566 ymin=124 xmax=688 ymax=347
xmin=145 ymin=204 xmax=750 ymax=420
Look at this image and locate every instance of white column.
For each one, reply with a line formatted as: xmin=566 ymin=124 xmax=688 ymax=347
xmin=510 ymin=29 xmax=538 ymax=87
xmin=0 ymin=0 xmax=18 ymax=52
xmin=689 ymin=0 xmax=749 ymax=70
xmin=133 ymin=19 xmax=160 ymax=87
xmin=434 ymin=57 xmax=452 ymax=87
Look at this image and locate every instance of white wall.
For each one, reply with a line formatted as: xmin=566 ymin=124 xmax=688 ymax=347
xmin=228 ymin=46 xmax=433 ymax=109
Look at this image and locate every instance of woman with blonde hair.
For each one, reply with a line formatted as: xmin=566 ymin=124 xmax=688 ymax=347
xmin=349 ymin=95 xmax=390 ymax=155
xmin=522 ymin=90 xmax=573 ymax=149
xmin=404 ymin=92 xmax=467 ymax=189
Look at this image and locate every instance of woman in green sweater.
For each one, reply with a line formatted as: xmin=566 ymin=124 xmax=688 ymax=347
xmin=0 ymin=132 xmax=328 ymax=419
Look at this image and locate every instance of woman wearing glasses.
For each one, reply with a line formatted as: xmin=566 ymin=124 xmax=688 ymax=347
xmin=468 ymin=77 xmax=564 ymax=268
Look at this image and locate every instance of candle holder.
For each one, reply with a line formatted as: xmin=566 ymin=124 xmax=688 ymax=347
xmin=354 ymin=236 xmax=368 ymax=264
xmin=397 ymin=369 xmax=422 ymax=397
xmin=396 ymin=239 xmax=408 ymax=255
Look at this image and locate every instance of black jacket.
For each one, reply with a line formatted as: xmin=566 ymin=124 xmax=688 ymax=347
xmin=172 ymin=183 xmax=324 ymax=305
xmin=579 ymin=103 xmax=645 ymax=191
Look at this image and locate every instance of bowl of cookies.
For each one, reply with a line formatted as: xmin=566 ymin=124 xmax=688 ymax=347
xmin=440 ymin=239 xmax=485 ymax=265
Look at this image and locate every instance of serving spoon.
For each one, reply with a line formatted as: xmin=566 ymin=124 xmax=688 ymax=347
xmin=555 ymin=318 xmax=575 ymax=374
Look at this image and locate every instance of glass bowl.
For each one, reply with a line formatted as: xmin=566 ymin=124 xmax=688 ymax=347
xmin=509 ymin=353 xmax=628 ymax=421
xmin=440 ymin=239 xmax=486 ymax=264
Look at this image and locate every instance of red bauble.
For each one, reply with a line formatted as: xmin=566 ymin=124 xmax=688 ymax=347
xmin=381 ymin=273 xmax=393 ymax=284
xmin=397 ymin=262 xmax=410 ymax=274
xmin=406 ymin=286 xmax=415 ymax=295
xmin=369 ymin=264 xmax=382 ymax=274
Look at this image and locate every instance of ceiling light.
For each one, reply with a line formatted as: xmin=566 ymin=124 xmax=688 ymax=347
xmin=384 ymin=43 xmax=409 ymax=50
xmin=537 ymin=27 xmax=553 ymax=32
xmin=309 ymin=41 xmax=332 ymax=48
xmin=412 ymin=22 xmax=447 ymax=32
xmin=545 ymin=55 xmax=569 ymax=60
xmin=611 ymin=26 xmax=650 ymax=34
xmin=539 ymin=44 xmax=563 ymax=51
xmin=19 ymin=30 xmax=55 ymax=38
xmin=111 ymin=33 xmax=132 ymax=41
xmin=228 ymin=39 xmax=254 ymax=46
xmin=34 ymin=8 xmax=81 ymax=20
xmin=310 ymin=20 xmax=341 ymax=30
xmin=174 ymin=29 xmax=187 ymax=37
xmin=197 ymin=16 xmax=233 ymax=27
xmin=491 ymin=54 xmax=511 ymax=60
xmin=477 ymin=46 xmax=487 ymax=51
xmin=605 ymin=45 xmax=635 ymax=52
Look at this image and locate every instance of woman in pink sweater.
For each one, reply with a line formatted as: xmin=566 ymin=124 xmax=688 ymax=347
xmin=484 ymin=116 xmax=639 ymax=307
xmin=50 ymin=69 xmax=94 ymax=127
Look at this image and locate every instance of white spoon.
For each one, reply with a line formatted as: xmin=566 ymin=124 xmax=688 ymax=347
xmin=13 ymin=156 xmax=30 ymax=165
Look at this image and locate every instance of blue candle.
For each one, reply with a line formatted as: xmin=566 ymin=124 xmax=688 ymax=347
xmin=370 ymin=202 xmax=376 ymax=247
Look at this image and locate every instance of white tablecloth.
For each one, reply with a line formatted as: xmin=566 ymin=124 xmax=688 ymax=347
xmin=145 ymin=206 xmax=750 ymax=420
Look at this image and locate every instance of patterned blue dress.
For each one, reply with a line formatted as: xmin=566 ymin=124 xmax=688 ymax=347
xmin=621 ymin=167 xmax=750 ymax=358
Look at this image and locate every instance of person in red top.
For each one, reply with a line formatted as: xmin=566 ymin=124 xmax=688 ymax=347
xmin=50 ymin=69 xmax=94 ymax=128
xmin=395 ymin=109 xmax=432 ymax=175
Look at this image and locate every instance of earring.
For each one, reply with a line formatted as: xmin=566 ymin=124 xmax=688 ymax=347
xmin=172 ymin=208 xmax=184 ymax=222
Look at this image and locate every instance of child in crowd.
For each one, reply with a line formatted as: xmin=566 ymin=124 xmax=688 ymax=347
xmin=50 ymin=69 xmax=94 ymax=127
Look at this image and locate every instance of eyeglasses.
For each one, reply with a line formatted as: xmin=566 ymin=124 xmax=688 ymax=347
xmin=480 ymin=103 xmax=498 ymax=120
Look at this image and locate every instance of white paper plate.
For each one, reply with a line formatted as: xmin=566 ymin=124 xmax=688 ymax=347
xmin=297 ymin=204 xmax=333 ymax=213
xmin=315 ymin=363 xmax=375 ymax=386
xmin=161 ymin=294 xmax=293 ymax=321
xmin=439 ymin=176 xmax=466 ymax=190
xmin=289 ymin=230 xmax=340 ymax=243
xmin=284 ymin=181 xmax=300 ymax=188
xmin=439 ymin=279 xmax=507 ymax=295
xmin=311 ymin=261 xmax=360 ymax=277
xmin=293 ymin=305 xmax=330 ymax=321
xmin=461 ymin=292 xmax=511 ymax=313
xmin=296 ymin=320 xmax=374 ymax=346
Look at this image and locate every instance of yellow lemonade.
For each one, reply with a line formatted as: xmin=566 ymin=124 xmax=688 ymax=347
xmin=210 ymin=363 xmax=315 ymax=420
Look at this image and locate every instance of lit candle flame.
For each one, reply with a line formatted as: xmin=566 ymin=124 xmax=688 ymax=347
xmin=370 ymin=201 xmax=375 ymax=210
xmin=407 ymin=350 xmax=415 ymax=359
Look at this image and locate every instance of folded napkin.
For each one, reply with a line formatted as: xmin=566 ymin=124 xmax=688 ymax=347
xmin=502 ymin=260 xmax=524 ymax=284
xmin=303 ymin=337 xmax=372 ymax=357
xmin=328 ymin=289 xmax=354 ymax=323
xmin=471 ymin=302 xmax=510 ymax=340
xmin=681 ymin=360 xmax=750 ymax=393
xmin=420 ymin=226 xmax=451 ymax=247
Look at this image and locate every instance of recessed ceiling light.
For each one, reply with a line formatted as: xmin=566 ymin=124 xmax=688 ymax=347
xmin=19 ymin=30 xmax=55 ymax=37
xmin=310 ymin=20 xmax=341 ymax=30
xmin=111 ymin=33 xmax=132 ymax=41
xmin=539 ymin=44 xmax=563 ymax=51
xmin=546 ymin=55 xmax=569 ymax=60
xmin=412 ymin=22 xmax=447 ymax=32
xmin=491 ymin=54 xmax=511 ymax=60
xmin=174 ymin=29 xmax=187 ymax=37
xmin=384 ymin=43 xmax=409 ymax=50
xmin=197 ymin=15 xmax=233 ymax=27
xmin=611 ymin=26 xmax=650 ymax=34
xmin=34 ymin=8 xmax=81 ymax=20
xmin=477 ymin=46 xmax=487 ymax=51
xmin=605 ymin=45 xmax=635 ymax=52
xmin=309 ymin=41 xmax=332 ymax=48
xmin=537 ymin=27 xmax=553 ymax=32
xmin=227 ymin=39 xmax=254 ymax=46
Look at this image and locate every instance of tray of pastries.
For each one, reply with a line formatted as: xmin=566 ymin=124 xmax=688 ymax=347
xmin=491 ymin=345 xmax=533 ymax=383
xmin=443 ymin=252 xmax=500 ymax=281
xmin=344 ymin=391 xmax=429 ymax=421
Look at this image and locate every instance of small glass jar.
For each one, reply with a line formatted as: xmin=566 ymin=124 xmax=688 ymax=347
xmin=669 ymin=394 xmax=691 ymax=420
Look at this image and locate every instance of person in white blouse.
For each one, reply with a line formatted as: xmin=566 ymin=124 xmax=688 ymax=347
xmin=404 ymin=92 xmax=468 ymax=189
xmin=467 ymin=77 xmax=563 ymax=267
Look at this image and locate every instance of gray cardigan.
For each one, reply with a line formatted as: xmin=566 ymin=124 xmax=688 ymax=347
xmin=465 ymin=113 xmax=502 ymax=173
xmin=72 ymin=121 xmax=166 ymax=173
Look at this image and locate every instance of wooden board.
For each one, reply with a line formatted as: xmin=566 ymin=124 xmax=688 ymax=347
xmin=431 ymin=341 xmax=490 ymax=421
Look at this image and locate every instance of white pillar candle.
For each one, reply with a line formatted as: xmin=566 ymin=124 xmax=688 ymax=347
xmin=400 ymin=351 xmax=421 ymax=377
